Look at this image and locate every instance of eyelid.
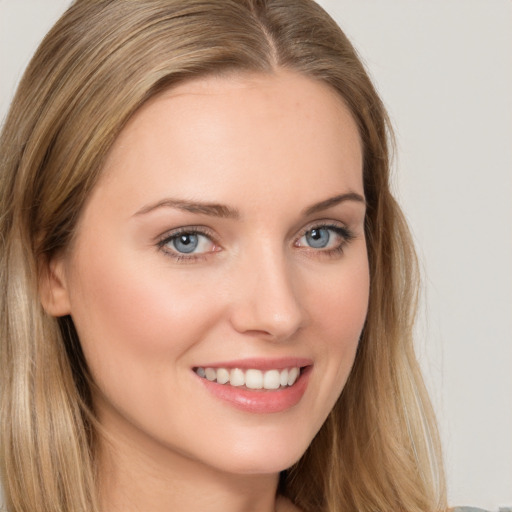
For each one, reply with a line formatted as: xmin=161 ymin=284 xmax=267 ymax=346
xmin=156 ymin=225 xmax=220 ymax=260
xmin=295 ymin=220 xmax=354 ymax=242
xmin=155 ymin=225 xmax=217 ymax=244
xmin=293 ymin=220 xmax=356 ymax=256
xmin=155 ymin=220 xmax=356 ymax=263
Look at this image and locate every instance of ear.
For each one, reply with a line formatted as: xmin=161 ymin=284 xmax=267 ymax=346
xmin=39 ymin=253 xmax=72 ymax=317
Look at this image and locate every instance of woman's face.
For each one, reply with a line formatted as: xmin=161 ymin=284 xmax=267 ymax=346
xmin=50 ymin=70 xmax=369 ymax=475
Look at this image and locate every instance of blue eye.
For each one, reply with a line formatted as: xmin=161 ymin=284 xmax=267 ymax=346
xmin=158 ymin=229 xmax=217 ymax=259
xmin=296 ymin=224 xmax=355 ymax=255
xmin=172 ymin=233 xmax=199 ymax=253
xmin=305 ymin=227 xmax=331 ymax=248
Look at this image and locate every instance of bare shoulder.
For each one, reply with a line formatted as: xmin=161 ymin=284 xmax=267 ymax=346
xmin=276 ymin=495 xmax=303 ymax=512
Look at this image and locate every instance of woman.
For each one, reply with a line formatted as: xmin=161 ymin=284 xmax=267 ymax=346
xmin=0 ymin=1 xmax=457 ymax=511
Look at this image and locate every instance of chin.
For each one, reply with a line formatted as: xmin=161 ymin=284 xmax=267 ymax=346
xmin=216 ymin=453 xmax=304 ymax=477
xmin=197 ymin=427 xmax=314 ymax=476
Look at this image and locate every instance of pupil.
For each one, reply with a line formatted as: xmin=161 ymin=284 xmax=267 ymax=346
xmin=306 ymin=228 xmax=329 ymax=248
xmin=173 ymin=233 xmax=198 ymax=253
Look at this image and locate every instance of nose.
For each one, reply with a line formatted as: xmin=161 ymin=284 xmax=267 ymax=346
xmin=228 ymin=247 xmax=305 ymax=341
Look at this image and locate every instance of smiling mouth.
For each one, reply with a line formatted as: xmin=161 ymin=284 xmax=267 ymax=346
xmin=194 ymin=367 xmax=302 ymax=390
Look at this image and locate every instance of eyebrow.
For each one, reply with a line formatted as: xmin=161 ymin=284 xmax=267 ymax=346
xmin=134 ymin=192 xmax=366 ymax=219
xmin=134 ymin=198 xmax=240 ymax=219
xmin=301 ymin=192 xmax=366 ymax=216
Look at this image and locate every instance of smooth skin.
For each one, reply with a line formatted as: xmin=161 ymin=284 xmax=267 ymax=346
xmin=41 ymin=70 xmax=369 ymax=512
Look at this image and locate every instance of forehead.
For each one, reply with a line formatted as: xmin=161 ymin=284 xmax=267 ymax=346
xmin=94 ymin=70 xmax=363 ymax=215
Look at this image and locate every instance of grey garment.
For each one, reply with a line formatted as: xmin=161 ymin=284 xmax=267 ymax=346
xmin=453 ymin=508 xmax=512 ymax=512
xmin=452 ymin=508 xmax=492 ymax=512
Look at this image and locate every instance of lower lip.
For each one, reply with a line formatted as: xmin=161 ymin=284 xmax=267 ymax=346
xmin=196 ymin=367 xmax=312 ymax=414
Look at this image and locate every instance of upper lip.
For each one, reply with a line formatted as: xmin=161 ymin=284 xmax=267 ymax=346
xmin=193 ymin=357 xmax=313 ymax=371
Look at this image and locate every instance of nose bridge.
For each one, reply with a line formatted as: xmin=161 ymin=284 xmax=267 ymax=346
xmin=229 ymin=241 xmax=304 ymax=340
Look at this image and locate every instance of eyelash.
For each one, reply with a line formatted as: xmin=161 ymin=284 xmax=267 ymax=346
xmin=156 ymin=226 xmax=218 ymax=263
xmin=156 ymin=223 xmax=356 ymax=262
xmin=295 ymin=224 xmax=355 ymax=259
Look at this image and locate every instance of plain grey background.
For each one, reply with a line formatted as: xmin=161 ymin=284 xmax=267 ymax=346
xmin=1 ymin=1 xmax=511 ymax=510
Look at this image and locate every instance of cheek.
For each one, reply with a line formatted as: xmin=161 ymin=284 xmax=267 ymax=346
xmin=310 ymin=253 xmax=369 ymax=341
xmin=305 ymin=249 xmax=369 ymax=388
xmin=66 ymin=245 xmax=220 ymax=390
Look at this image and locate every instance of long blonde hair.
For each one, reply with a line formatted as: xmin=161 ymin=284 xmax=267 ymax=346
xmin=0 ymin=1 xmax=446 ymax=511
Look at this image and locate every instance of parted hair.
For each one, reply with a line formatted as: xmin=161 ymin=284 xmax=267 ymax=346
xmin=0 ymin=1 xmax=446 ymax=511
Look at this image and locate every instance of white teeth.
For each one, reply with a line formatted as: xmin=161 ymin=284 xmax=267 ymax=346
xmin=205 ymin=368 xmax=216 ymax=381
xmin=216 ymin=368 xmax=230 ymax=384
xmin=195 ymin=366 xmax=302 ymax=389
xmin=245 ymin=369 xmax=263 ymax=389
xmin=263 ymin=370 xmax=281 ymax=390
xmin=230 ymin=368 xmax=245 ymax=387
xmin=287 ymin=367 xmax=299 ymax=386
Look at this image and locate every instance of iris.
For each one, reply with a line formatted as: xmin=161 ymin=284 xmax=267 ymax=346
xmin=306 ymin=228 xmax=330 ymax=248
xmin=173 ymin=233 xmax=199 ymax=253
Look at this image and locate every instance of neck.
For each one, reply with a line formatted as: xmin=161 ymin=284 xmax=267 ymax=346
xmin=97 ymin=424 xmax=282 ymax=512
